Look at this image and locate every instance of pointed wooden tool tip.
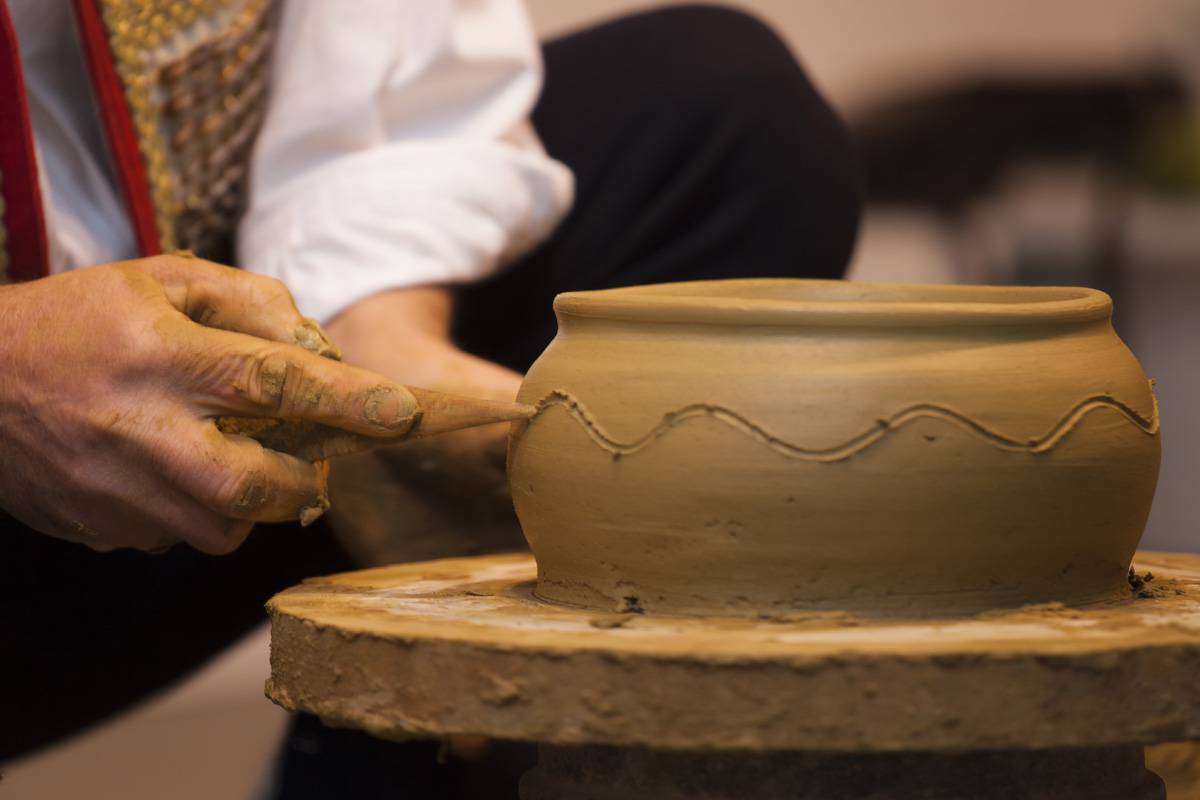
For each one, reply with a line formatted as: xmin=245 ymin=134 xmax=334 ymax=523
xmin=407 ymin=386 xmax=536 ymax=437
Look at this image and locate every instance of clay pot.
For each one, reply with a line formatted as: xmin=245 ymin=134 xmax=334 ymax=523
xmin=509 ymin=279 xmax=1161 ymax=617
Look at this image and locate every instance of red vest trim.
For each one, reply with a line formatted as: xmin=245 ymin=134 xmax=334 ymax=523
xmin=71 ymin=0 xmax=162 ymax=257
xmin=69 ymin=0 xmax=276 ymax=262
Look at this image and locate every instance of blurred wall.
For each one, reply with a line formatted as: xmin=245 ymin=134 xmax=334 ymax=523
xmin=528 ymin=0 xmax=1193 ymax=117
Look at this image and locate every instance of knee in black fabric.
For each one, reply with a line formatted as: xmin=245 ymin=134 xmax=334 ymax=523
xmin=657 ymin=5 xmax=862 ymax=269
xmin=456 ymin=6 xmax=863 ymax=371
xmin=578 ymin=4 xmax=863 ymax=277
xmin=602 ymin=5 xmax=821 ymax=119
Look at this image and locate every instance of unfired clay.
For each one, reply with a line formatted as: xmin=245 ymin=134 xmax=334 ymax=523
xmin=508 ymin=279 xmax=1161 ymax=617
xmin=265 ymin=552 xmax=1200 ymax=752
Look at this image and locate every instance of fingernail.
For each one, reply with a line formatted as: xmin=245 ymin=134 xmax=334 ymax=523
xmin=293 ymin=319 xmax=342 ymax=361
xmin=299 ymin=495 xmax=330 ymax=527
xmin=364 ymin=385 xmax=420 ymax=433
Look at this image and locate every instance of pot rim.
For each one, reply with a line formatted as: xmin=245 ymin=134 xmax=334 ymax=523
xmin=554 ymin=279 xmax=1112 ymax=328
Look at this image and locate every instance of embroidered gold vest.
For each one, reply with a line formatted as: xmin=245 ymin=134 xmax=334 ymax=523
xmin=81 ymin=0 xmax=278 ymax=261
xmin=0 ymin=0 xmax=277 ymax=281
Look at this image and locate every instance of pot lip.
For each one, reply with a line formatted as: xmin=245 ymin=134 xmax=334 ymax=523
xmin=553 ymin=279 xmax=1112 ymax=328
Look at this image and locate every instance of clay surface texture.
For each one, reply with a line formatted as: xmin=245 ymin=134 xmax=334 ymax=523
xmin=508 ymin=279 xmax=1161 ymax=617
xmin=266 ymin=552 xmax=1200 ymax=753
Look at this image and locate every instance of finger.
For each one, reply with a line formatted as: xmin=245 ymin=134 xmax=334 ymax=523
xmin=37 ymin=470 xmax=256 ymax=556
xmin=137 ymin=497 xmax=256 ymax=556
xmin=142 ymin=253 xmax=341 ymax=358
xmin=171 ymin=514 xmax=257 ymax=556
xmin=81 ymin=436 xmax=261 ymax=553
xmin=170 ymin=424 xmax=333 ymax=531
xmin=221 ymin=393 xmax=531 ymax=461
xmin=85 ymin=505 xmax=255 ymax=556
xmin=215 ymin=420 xmax=401 ymax=462
xmin=182 ymin=326 xmax=420 ymax=437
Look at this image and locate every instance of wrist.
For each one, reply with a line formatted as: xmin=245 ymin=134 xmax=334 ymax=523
xmin=0 ymin=279 xmax=38 ymax=387
xmin=326 ymin=285 xmax=453 ymax=346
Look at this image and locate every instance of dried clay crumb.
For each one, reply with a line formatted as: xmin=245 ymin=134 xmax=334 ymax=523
xmin=613 ymin=595 xmax=644 ymax=614
xmin=1129 ymin=567 xmax=1157 ymax=598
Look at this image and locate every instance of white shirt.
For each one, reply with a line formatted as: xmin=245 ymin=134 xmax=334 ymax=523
xmin=11 ymin=0 xmax=574 ymax=323
xmin=9 ymin=0 xmax=137 ymax=272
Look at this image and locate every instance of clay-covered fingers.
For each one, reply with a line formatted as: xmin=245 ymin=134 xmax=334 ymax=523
xmin=142 ymin=253 xmax=340 ymax=358
xmin=183 ymin=325 xmax=420 ymax=438
xmin=65 ymin=495 xmax=254 ymax=556
xmin=168 ymin=427 xmax=332 ymax=553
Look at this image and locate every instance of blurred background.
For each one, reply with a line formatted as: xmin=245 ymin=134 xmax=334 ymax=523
xmin=4 ymin=1 xmax=1197 ymax=797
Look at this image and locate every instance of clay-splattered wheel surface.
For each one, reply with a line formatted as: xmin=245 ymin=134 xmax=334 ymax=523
xmin=266 ymin=552 xmax=1200 ymax=752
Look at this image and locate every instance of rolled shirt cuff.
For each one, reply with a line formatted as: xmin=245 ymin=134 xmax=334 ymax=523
xmin=237 ymin=140 xmax=574 ymax=323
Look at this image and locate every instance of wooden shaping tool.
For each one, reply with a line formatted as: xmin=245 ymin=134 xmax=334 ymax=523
xmin=218 ymin=386 xmax=535 ymax=462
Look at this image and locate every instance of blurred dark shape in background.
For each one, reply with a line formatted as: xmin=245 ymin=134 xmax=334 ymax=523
xmin=849 ymin=66 xmax=1199 ymax=553
xmin=857 ymin=73 xmax=1188 ymax=210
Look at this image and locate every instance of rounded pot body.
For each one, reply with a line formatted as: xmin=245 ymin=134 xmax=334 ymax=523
xmin=509 ymin=280 xmax=1161 ymax=617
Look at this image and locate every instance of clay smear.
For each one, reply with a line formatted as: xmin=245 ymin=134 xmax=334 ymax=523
xmin=527 ymin=387 xmax=1160 ymax=463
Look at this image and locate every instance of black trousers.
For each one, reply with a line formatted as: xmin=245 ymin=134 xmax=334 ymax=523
xmin=457 ymin=5 xmax=859 ymax=372
xmin=0 ymin=2 xmax=860 ymax=781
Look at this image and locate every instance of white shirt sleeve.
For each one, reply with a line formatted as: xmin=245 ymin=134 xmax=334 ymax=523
xmin=237 ymin=0 xmax=574 ymax=323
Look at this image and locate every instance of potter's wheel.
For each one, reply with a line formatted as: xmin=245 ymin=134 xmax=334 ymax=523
xmin=267 ymin=551 xmax=1200 ymax=799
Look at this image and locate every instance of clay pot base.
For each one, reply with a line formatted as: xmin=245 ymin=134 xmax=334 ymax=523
xmin=268 ymin=552 xmax=1200 ymax=759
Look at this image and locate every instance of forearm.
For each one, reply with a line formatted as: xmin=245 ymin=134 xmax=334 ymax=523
xmin=326 ymin=285 xmax=522 ymax=400
xmin=327 ymin=285 xmax=454 ymax=342
xmin=320 ymin=285 xmax=525 ymax=570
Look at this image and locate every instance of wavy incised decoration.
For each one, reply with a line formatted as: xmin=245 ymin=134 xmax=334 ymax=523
xmin=527 ymin=387 xmax=1160 ymax=462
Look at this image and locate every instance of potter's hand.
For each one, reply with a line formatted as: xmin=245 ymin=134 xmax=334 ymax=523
xmin=322 ymin=285 xmax=524 ymax=566
xmin=326 ymin=285 xmax=522 ymax=467
xmin=0 ymin=255 xmax=418 ymax=554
